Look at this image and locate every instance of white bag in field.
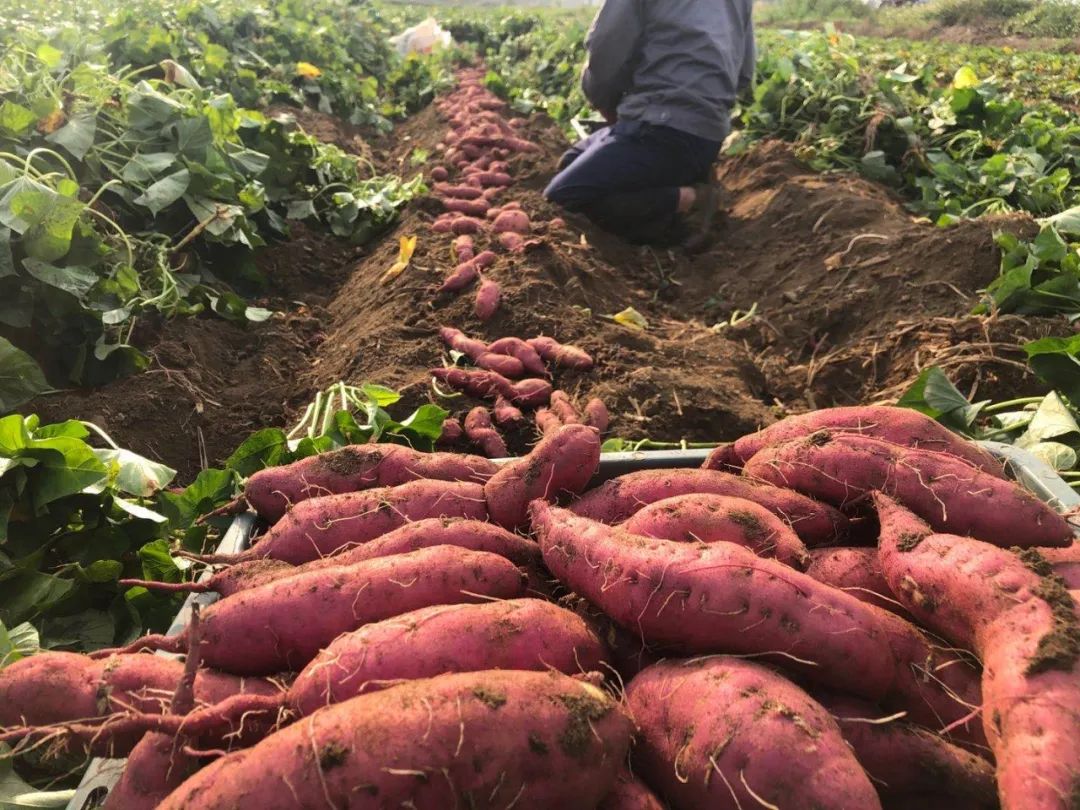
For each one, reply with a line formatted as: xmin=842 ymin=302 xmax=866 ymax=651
xmin=389 ymin=17 xmax=453 ymax=56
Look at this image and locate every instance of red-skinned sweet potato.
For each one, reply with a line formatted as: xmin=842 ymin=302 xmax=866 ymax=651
xmin=464 ymin=407 xmax=507 ymax=458
xmin=583 ymin=398 xmax=610 ymax=433
xmin=535 ymin=407 xmax=563 ymax=436
xmin=627 ymin=658 xmax=881 ymax=810
xmin=549 ymin=390 xmax=582 ymax=424
xmin=570 ymin=468 xmax=849 ymax=548
xmin=492 ymin=395 xmax=524 ymax=427
xmin=622 ymin=493 xmax=810 ymax=570
xmin=229 ymin=444 xmax=496 ymax=524
xmin=744 ymin=432 xmax=1071 ymax=548
xmin=492 ymin=209 xmax=531 ymax=234
xmin=288 ymin=599 xmax=607 ymax=714
xmin=816 ymin=691 xmax=997 ymax=808
xmin=475 ymin=278 xmax=500 ymax=321
xmin=99 ymin=547 xmax=527 ymax=676
xmin=452 ymin=234 xmax=474 ymax=262
xmin=533 ymin=502 xmax=984 ymax=743
xmin=875 ymin=492 xmax=1080 ymax=810
xmin=805 ymin=547 xmax=912 ymax=619
xmin=706 ymin=405 xmax=1004 ymax=476
xmin=158 ymin=670 xmax=632 ymax=810
xmin=528 ymin=335 xmax=593 ymax=369
xmin=439 ymin=259 xmax=479 ymax=293
xmin=487 ymin=337 xmax=546 ymax=376
xmin=598 ymin=770 xmax=666 ymax=810
xmin=0 ymin=652 xmax=280 ymax=757
xmin=485 ymin=424 xmax=600 ymax=528
xmin=196 ymin=479 xmax=489 ymax=565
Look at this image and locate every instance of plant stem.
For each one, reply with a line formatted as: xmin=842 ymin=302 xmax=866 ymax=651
xmin=983 ymin=397 xmax=1044 ymax=414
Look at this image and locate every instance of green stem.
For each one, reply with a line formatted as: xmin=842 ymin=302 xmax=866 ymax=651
xmin=80 ymin=421 xmax=121 ymax=450
xmin=983 ymin=397 xmax=1044 ymax=414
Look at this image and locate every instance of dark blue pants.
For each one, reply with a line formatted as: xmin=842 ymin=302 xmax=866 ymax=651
xmin=543 ymin=120 xmax=722 ymax=243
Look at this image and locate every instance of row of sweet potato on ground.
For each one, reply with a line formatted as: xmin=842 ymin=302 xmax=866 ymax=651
xmin=0 ymin=405 xmax=1077 ymax=808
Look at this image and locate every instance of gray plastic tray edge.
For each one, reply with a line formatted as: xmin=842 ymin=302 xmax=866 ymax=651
xmin=65 ymin=440 xmax=1077 ymax=808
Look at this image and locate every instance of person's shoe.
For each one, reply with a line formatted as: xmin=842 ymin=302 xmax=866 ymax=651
xmin=681 ymin=182 xmax=720 ymax=254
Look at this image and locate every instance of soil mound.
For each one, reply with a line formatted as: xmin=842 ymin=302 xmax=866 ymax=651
xmin=28 ymin=107 xmax=1067 ymax=481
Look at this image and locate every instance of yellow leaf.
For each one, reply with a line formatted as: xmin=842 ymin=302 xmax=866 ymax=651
xmin=398 ymin=235 xmax=417 ymax=264
xmin=296 ymin=62 xmax=322 ymax=79
xmin=612 ymin=307 xmax=648 ymax=331
xmin=36 ymin=109 xmax=65 ymax=134
xmin=380 ymin=235 xmax=418 ymax=284
xmin=952 ymin=66 xmax=979 ymax=90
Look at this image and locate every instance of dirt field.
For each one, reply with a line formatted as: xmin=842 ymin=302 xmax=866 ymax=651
xmin=31 ymin=103 xmax=1062 ymax=482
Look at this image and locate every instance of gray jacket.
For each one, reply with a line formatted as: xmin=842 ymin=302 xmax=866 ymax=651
xmin=582 ymin=0 xmax=755 ymax=142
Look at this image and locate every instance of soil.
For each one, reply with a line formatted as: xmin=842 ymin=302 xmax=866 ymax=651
xmin=28 ymin=104 xmax=1071 ymax=483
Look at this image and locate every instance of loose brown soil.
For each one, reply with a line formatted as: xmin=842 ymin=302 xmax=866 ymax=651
xmin=29 ymin=106 xmax=1071 ymax=482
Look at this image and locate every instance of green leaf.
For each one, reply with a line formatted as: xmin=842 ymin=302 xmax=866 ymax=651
xmin=1024 ymin=335 xmax=1080 ymax=404
xmin=175 ymin=117 xmax=214 ymax=159
xmin=134 ymin=169 xmax=191 ymax=216
xmin=360 ymin=384 xmax=401 ymax=407
xmin=225 ymin=427 xmax=290 ymax=476
xmin=21 ymin=259 xmax=98 ymax=300
xmin=39 ymin=610 xmax=115 ymax=651
xmin=0 ymin=571 xmax=74 ymax=625
xmin=44 ymin=112 xmax=97 ymax=160
xmin=0 ymin=102 xmax=36 ymax=137
xmin=137 ymin=538 xmax=182 ymax=583
xmin=1023 ymin=392 xmax=1079 ymax=443
xmin=0 ymin=339 xmax=49 ymax=413
xmin=1042 ymin=205 xmax=1080 ymax=236
xmin=1026 ymin=441 xmax=1077 ymax=471
xmin=395 ymin=403 xmax=449 ymax=441
xmin=0 ymin=620 xmax=39 ymax=669
xmin=113 ymin=496 xmax=168 ymax=523
xmin=28 ymin=437 xmax=108 ymax=509
xmin=121 ymin=152 xmax=178 ymax=183
xmin=93 ymin=447 xmax=176 ymax=496
xmin=896 ymin=366 xmax=985 ymax=432
xmin=157 ymin=467 xmax=236 ymax=528
xmin=0 ymin=181 xmax=84 ymax=262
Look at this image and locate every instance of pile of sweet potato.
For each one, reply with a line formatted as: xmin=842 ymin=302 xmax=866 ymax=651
xmin=2 ymin=403 xmax=1077 ymax=808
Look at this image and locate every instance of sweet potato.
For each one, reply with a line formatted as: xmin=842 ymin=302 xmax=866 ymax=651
xmin=622 ymin=493 xmax=810 ymax=570
xmin=492 ymin=209 xmax=531 ymax=234
xmin=570 ymin=468 xmax=849 ymax=547
xmin=0 ymin=652 xmax=280 ymax=757
xmin=450 ymin=216 xmax=483 ymax=235
xmin=532 ymin=502 xmax=984 ymax=741
xmin=475 ymin=278 xmax=500 ymax=321
xmin=202 ymin=479 xmax=489 ymax=565
xmin=464 ymin=407 xmax=507 ymax=458
xmin=875 ymin=492 xmax=1080 ymax=810
xmin=473 ymin=249 xmax=497 ymax=269
xmin=475 ymin=352 xmax=522 ymax=377
xmin=435 ymin=183 xmax=483 ymax=200
xmin=583 ymin=398 xmax=610 ymax=433
xmin=429 ymin=166 xmax=449 ymax=182
xmin=509 ymin=376 xmax=553 ymax=408
xmin=452 ymin=234 xmax=474 ymax=262
xmin=487 ymin=337 xmax=547 ymax=376
xmin=472 ymin=170 xmax=513 ymax=187
xmin=167 ymin=519 xmax=544 ymax=599
xmin=439 ymin=325 xmax=487 ymax=359
xmin=805 ymin=547 xmax=911 ymax=618
xmin=744 ymin=432 xmax=1071 ymax=548
xmin=234 ymin=443 xmax=496 ymax=524
xmin=288 ymin=599 xmax=608 ymax=715
xmin=437 ymin=416 xmax=463 ymax=446
xmin=598 ymin=770 xmax=666 ymax=810
xmin=492 ymin=395 xmax=524 ymax=427
xmin=498 ymin=230 xmax=525 ymax=252
xmin=439 ymin=259 xmax=479 ymax=293
xmin=485 ymin=424 xmax=600 ymax=529
xmin=100 ymin=547 xmax=527 ymax=676
xmin=816 ymin=691 xmax=996 ymax=807
xmin=442 ymin=197 xmax=489 ymax=217
xmin=1056 ymin=561 xmax=1080 ymax=589
xmin=626 ymin=658 xmax=881 ymax=810
xmin=528 ymin=335 xmax=594 ymax=369
xmin=431 ymin=366 xmax=512 ymax=400
xmin=706 ymin=405 xmax=1004 ymax=476
xmin=559 ymin=593 xmax=658 ymax=683
xmin=102 ymin=611 xmax=206 ymax=810
xmin=535 ymin=407 xmax=563 ymax=436
xmin=549 ymin=390 xmax=582 ymax=424
xmin=158 ymin=670 xmax=632 ymax=810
